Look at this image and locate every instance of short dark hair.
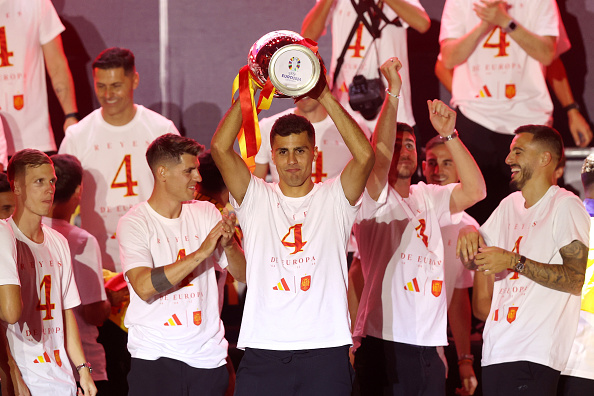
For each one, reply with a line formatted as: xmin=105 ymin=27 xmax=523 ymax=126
xmin=514 ymin=125 xmax=564 ymax=167
xmin=0 ymin=173 xmax=10 ymax=193
xmin=581 ymin=153 xmax=594 ymax=190
xmin=198 ymin=150 xmax=226 ymax=195
xmin=424 ymin=135 xmax=443 ymax=152
xmin=395 ymin=122 xmax=416 ymax=150
xmin=146 ymin=134 xmax=205 ymax=174
xmin=270 ymin=114 xmax=315 ymax=147
xmin=92 ymin=47 xmax=135 ymax=75
xmin=397 ymin=122 xmax=415 ymax=137
xmin=50 ymin=154 xmax=83 ymax=204
xmin=7 ymin=149 xmax=52 ymax=190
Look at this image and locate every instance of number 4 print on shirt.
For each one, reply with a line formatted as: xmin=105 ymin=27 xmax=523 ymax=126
xmin=348 ymin=23 xmax=366 ymax=58
xmin=483 ymin=27 xmax=510 ymax=57
xmin=311 ymin=152 xmax=327 ymax=183
xmin=510 ymin=236 xmax=523 ymax=280
xmin=282 ymin=224 xmax=307 ymax=254
xmin=414 ymin=219 xmax=429 ymax=248
xmin=111 ymin=154 xmax=138 ymax=197
xmin=36 ymin=275 xmax=55 ymax=320
xmin=0 ymin=27 xmax=14 ymax=67
xmin=176 ymin=249 xmax=194 ymax=288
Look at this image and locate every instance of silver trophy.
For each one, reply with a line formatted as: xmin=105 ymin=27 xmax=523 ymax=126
xmin=248 ymin=30 xmax=322 ymax=98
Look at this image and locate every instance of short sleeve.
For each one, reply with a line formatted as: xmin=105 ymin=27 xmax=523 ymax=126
xmin=167 ymin=122 xmax=181 ymax=136
xmin=439 ymin=0 xmax=470 ymax=42
xmin=532 ymin=0 xmax=559 ymax=38
xmin=0 ymin=221 xmax=19 ymax=286
xmin=38 ymin=0 xmax=65 ymax=45
xmin=72 ymin=233 xmax=107 ymax=305
xmin=117 ymin=214 xmax=154 ymax=275
xmin=552 ymin=196 xmax=590 ymax=250
xmin=480 ymin=201 xmax=504 ymax=247
xmin=58 ymin=235 xmax=82 ymax=310
xmin=255 ymin=121 xmax=273 ymax=166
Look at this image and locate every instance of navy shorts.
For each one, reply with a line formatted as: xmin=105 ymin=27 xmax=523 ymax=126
xmin=354 ymin=336 xmax=445 ymax=396
xmin=128 ymin=357 xmax=228 ymax=396
xmin=482 ymin=361 xmax=560 ymax=396
xmin=234 ymin=345 xmax=353 ymax=396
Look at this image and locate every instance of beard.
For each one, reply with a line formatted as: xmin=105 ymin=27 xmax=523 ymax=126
xmin=398 ymin=167 xmax=415 ymax=179
xmin=509 ymin=165 xmax=534 ymax=191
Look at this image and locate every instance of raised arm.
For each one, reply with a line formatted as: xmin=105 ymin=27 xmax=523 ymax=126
xmin=42 ymin=35 xmax=78 ymax=132
xmin=314 ymin=81 xmax=374 ymax=205
xmin=64 ymin=309 xmax=97 ymax=396
xmin=546 ymin=58 xmax=593 ymax=147
xmin=211 ymin=99 xmax=252 ymax=206
xmin=366 ymin=58 xmax=402 ymax=200
xmin=301 ymin=0 xmax=335 ymax=40
xmin=427 ymin=100 xmax=486 ymax=214
xmin=384 ymin=0 xmax=430 ymax=33
xmin=126 ymin=218 xmax=239 ymax=301
xmin=473 ymin=0 xmax=556 ymax=66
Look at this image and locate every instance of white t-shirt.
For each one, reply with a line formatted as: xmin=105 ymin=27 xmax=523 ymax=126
xmin=118 ymin=201 xmax=228 ymax=369
xmin=0 ymin=219 xmax=18 ymax=286
xmin=3 ymin=218 xmax=81 ymax=395
xmin=441 ymin=212 xmax=477 ymax=307
xmin=42 ymin=218 xmax=107 ymax=382
xmin=324 ymin=0 xmax=420 ymax=129
xmin=255 ymin=107 xmax=371 ymax=183
xmin=59 ymin=105 xmax=180 ymax=272
xmin=353 ymin=182 xmax=458 ymax=347
xmin=479 ymin=186 xmax=589 ymax=371
xmin=561 ymin=215 xmax=594 ymax=380
xmin=231 ymin=175 xmax=358 ymax=350
xmin=440 ymin=0 xmax=559 ymax=134
xmin=0 ymin=0 xmax=64 ymax=154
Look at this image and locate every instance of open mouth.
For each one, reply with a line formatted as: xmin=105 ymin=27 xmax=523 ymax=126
xmin=510 ymin=166 xmax=521 ymax=179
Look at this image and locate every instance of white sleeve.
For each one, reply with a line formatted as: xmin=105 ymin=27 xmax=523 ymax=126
xmin=167 ymin=121 xmax=181 ymax=136
xmin=552 ymin=196 xmax=590 ymax=250
xmin=38 ymin=0 xmax=65 ymax=45
xmin=58 ymin=127 xmax=77 ymax=156
xmin=356 ymin=183 xmax=389 ymax=222
xmin=532 ymin=0 xmax=559 ymax=38
xmin=255 ymin=118 xmax=273 ymax=165
xmin=72 ymin=233 xmax=107 ymax=305
xmin=439 ymin=0 xmax=469 ymax=42
xmin=58 ymin=235 xmax=82 ymax=310
xmin=479 ymin=203 xmax=504 ymax=247
xmin=118 ymin=214 xmax=154 ymax=275
xmin=0 ymin=222 xmax=19 ymax=286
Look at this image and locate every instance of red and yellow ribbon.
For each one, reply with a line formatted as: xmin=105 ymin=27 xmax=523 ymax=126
xmin=232 ymin=65 xmax=275 ymax=171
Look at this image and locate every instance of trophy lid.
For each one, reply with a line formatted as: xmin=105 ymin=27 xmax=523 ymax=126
xmin=248 ymin=30 xmax=320 ymax=97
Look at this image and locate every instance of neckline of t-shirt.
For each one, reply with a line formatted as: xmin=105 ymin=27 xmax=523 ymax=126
xmin=10 ymin=217 xmax=46 ymax=246
xmin=521 ymin=185 xmax=558 ymax=212
xmin=274 ymin=182 xmax=321 ymax=202
xmin=144 ymin=201 xmax=186 ymax=223
xmin=99 ymin=105 xmax=143 ymax=131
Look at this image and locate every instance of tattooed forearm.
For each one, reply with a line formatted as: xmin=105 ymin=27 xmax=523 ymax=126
xmin=522 ymin=240 xmax=587 ymax=295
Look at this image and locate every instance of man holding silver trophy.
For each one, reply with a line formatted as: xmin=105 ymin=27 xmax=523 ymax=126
xmin=211 ymin=31 xmax=374 ymax=396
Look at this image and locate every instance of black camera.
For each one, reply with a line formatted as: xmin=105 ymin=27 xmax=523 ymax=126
xmin=348 ymin=75 xmax=385 ymax=121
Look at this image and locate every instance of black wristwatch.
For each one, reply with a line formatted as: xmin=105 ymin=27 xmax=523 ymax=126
xmin=514 ymin=255 xmax=526 ymax=273
xmin=503 ymin=19 xmax=518 ymax=33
